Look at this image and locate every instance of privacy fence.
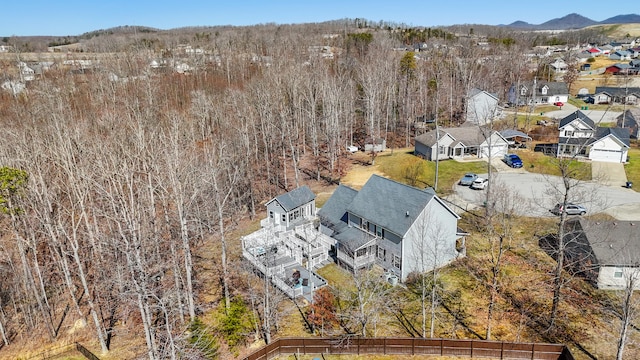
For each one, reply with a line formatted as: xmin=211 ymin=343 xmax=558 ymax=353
xmin=243 ymin=337 xmax=574 ymax=360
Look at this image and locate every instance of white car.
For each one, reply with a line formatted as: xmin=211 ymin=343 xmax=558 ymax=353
xmin=347 ymin=145 xmax=358 ymax=153
xmin=470 ymin=177 xmax=488 ymax=190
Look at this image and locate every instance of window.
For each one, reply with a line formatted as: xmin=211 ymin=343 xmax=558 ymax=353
xmin=356 ymin=248 xmax=367 ymax=257
xmin=439 ymin=145 xmax=446 ymax=155
xmin=281 ymin=214 xmax=286 ymax=222
xmin=541 ymin=86 xmax=548 ymax=95
xmin=565 ymin=130 xmax=573 ymax=137
xmin=520 ymin=87 xmax=526 ymax=96
xmin=376 ymin=226 xmax=383 ymax=238
xmin=377 ymin=246 xmax=386 ymax=260
xmin=269 ymin=211 xmax=274 ymax=219
xmin=392 ymin=254 xmax=401 ymax=269
xmin=614 ymin=269 xmax=623 ymax=278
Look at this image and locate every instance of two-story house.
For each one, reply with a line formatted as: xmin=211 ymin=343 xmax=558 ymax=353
xmin=465 ymin=88 xmax=502 ymax=125
xmin=509 ymin=80 xmax=569 ymax=106
xmin=557 ymin=110 xmax=630 ymax=163
xmin=318 ymin=175 xmax=464 ymax=282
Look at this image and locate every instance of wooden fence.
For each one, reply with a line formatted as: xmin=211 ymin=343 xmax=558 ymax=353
xmin=242 ymin=337 xmax=574 ymax=360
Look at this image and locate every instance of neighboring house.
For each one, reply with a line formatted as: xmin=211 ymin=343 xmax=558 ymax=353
xmin=599 ymin=44 xmax=613 ymax=55
xmin=629 ymin=48 xmax=640 ymax=59
xmin=594 ymin=86 xmax=640 ymax=105
xmin=414 ymin=125 xmax=509 ymax=161
xmin=548 ymin=58 xmax=568 ymax=73
xmin=561 ymin=218 xmax=640 ymax=290
xmin=241 ymin=186 xmax=332 ymax=300
xmin=616 ymin=108 xmax=640 ymax=139
xmin=465 ymin=88 xmax=502 ymax=125
xmin=580 ymin=63 xmax=591 ymax=71
xmin=18 ymin=62 xmax=35 ymax=81
xmin=318 ymin=175 xmax=464 ymax=282
xmin=557 ymin=110 xmax=630 ymax=163
xmin=509 ymin=81 xmax=569 ymax=106
xmin=609 ymin=50 xmax=631 ymax=61
xmin=630 ymin=59 xmax=640 ymax=68
xmin=584 ymin=47 xmax=601 ymax=57
xmin=604 ymin=63 xmax=634 ymax=75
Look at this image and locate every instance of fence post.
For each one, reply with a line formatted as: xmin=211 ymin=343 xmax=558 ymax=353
xmin=531 ymin=343 xmax=535 ymax=360
xmin=383 ymin=337 xmax=386 ymax=355
xmin=501 ymin=341 xmax=504 ymax=359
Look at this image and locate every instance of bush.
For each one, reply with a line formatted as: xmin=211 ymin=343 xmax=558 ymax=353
xmin=188 ymin=318 xmax=219 ymax=359
xmin=219 ymin=297 xmax=255 ymax=348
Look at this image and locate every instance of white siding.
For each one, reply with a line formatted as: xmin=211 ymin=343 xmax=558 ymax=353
xmin=401 ymin=198 xmax=459 ymax=282
xmin=598 ymin=266 xmax=640 ymax=290
xmin=589 ymin=136 xmax=627 ymax=163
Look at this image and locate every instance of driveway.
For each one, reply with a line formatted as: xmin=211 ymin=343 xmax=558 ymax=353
xmin=450 ymin=172 xmax=640 ymax=220
xmin=592 ymin=162 xmax=628 ymax=187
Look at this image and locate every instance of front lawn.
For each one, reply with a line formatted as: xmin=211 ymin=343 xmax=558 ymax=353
xmin=625 ymin=146 xmax=640 ymax=191
xmin=375 ymin=150 xmax=489 ymax=195
xmin=513 ymin=150 xmax=591 ymax=180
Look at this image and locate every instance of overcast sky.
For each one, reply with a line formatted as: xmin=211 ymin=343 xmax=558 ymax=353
xmin=2 ymin=0 xmax=638 ymax=37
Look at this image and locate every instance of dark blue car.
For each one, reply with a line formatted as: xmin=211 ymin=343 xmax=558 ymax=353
xmin=503 ymin=154 xmax=523 ymax=168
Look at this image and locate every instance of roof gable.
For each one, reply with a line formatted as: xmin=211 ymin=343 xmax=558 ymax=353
xmin=559 ymin=110 xmax=595 ymax=129
xmin=595 ymin=127 xmax=630 ymax=147
xmin=567 ymin=218 xmax=640 ymax=266
xmin=267 ymin=185 xmax=315 ymax=212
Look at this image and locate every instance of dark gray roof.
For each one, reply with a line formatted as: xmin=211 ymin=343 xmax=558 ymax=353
xmin=566 ymin=218 xmax=640 ymax=266
xmin=415 ymin=126 xmax=498 ymax=148
xmin=595 ymin=127 xmax=630 ymax=147
xmin=559 ymin=110 xmax=595 ymax=129
xmin=346 ymin=174 xmax=437 ymax=237
xmin=269 ymin=185 xmax=315 ymax=212
xmin=333 ymin=226 xmax=376 ymax=252
xmin=317 ymin=184 xmax=358 ymax=233
xmin=594 ymin=86 xmax=640 ymax=96
xmin=500 ymin=129 xmax=532 ymax=140
xmin=520 ymin=81 xmax=568 ymax=96
xmin=617 ymin=108 xmax=640 ymax=128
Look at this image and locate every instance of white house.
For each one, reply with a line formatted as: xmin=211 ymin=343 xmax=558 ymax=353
xmin=414 ymin=126 xmax=509 ymax=161
xmin=318 ymin=175 xmax=464 ymax=282
xmin=465 ymin=88 xmax=501 ymax=125
xmin=510 ymin=81 xmax=569 ymax=106
xmin=557 ymin=110 xmax=630 ymax=163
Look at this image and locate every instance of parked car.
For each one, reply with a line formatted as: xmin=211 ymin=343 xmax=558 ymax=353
xmin=550 ymin=203 xmax=587 ymax=216
xmin=458 ymin=173 xmax=478 ymax=186
xmin=347 ymin=145 xmax=358 ymax=153
xmin=503 ymin=154 xmax=523 ymax=168
xmin=470 ymin=177 xmax=488 ymax=190
xmin=553 ymin=101 xmax=564 ymax=107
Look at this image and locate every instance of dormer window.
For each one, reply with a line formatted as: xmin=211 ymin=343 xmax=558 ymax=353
xmin=520 ymin=87 xmax=527 ymax=96
xmin=541 ymin=85 xmax=548 ymax=95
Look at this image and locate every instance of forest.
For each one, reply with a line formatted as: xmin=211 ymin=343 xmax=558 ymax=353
xmin=0 ymin=19 xmax=627 ymax=359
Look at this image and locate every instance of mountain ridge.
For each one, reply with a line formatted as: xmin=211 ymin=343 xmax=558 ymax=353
xmin=504 ymin=12 xmax=640 ymax=30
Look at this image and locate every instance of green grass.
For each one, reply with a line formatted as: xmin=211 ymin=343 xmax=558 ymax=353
xmin=514 ymin=150 xmax=591 ymax=180
xmin=625 ymin=146 xmax=640 ymax=192
xmin=568 ymin=98 xmax=626 ymax=112
xmin=374 ymin=151 xmax=489 ymax=195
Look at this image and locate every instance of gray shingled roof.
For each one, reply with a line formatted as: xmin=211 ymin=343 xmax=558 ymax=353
xmin=521 ymin=81 xmax=568 ymax=96
xmin=415 ymin=126 xmax=496 ymax=147
xmin=317 ymin=184 xmax=358 ymax=233
xmin=346 ymin=174 xmax=436 ymax=237
xmin=617 ymin=108 xmax=640 ymax=128
xmin=594 ymin=86 xmax=640 ymax=97
xmin=566 ymin=218 xmax=640 ymax=266
xmin=270 ymin=185 xmax=315 ymax=212
xmin=595 ymin=127 xmax=630 ymax=147
xmin=559 ymin=110 xmax=595 ymax=129
xmin=500 ymin=129 xmax=532 ymax=140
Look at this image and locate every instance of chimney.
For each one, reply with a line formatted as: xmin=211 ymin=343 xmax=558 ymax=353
xmin=405 ymin=211 xmax=410 ymax=217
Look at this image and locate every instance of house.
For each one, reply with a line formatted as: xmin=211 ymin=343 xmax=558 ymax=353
xmin=548 ymin=58 xmax=568 ymax=73
xmin=629 ymin=48 xmax=640 ymax=59
xmin=584 ymin=47 xmax=601 ymax=57
xmin=609 ymin=50 xmax=632 ymax=61
xmin=318 ymin=175 xmax=464 ymax=282
xmin=241 ymin=186 xmax=332 ymax=300
xmin=557 ymin=110 xmax=630 ymax=163
xmin=604 ymin=63 xmax=633 ymax=75
xmin=594 ymin=86 xmax=640 ymax=105
xmin=465 ymin=88 xmax=502 ymax=125
xmin=509 ymin=80 xmax=569 ymax=106
xmin=599 ymin=44 xmax=613 ymax=55
xmin=630 ymin=59 xmax=640 ymax=68
xmin=414 ymin=125 xmax=509 ymax=161
xmin=616 ymin=108 xmax=640 ymax=139
xmin=560 ymin=218 xmax=640 ymax=290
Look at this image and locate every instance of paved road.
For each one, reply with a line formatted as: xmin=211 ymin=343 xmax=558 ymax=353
xmin=451 ymin=171 xmax=640 ymax=220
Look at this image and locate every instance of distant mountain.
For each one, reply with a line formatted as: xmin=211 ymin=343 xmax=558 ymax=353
xmin=502 ymin=12 xmax=640 ymax=30
xmin=600 ymin=14 xmax=640 ymax=24
xmin=538 ymin=13 xmax=598 ymax=30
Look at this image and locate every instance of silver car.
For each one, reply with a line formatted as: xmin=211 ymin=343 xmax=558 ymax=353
xmin=550 ymin=203 xmax=587 ymax=216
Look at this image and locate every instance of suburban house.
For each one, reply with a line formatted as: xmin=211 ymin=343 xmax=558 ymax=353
xmin=548 ymin=58 xmax=568 ymax=73
xmin=508 ymin=81 xmax=569 ymax=106
xmin=593 ymin=86 xmax=640 ymax=105
xmin=318 ymin=175 xmax=464 ymax=282
xmin=617 ymin=108 xmax=640 ymax=139
xmin=560 ymin=218 xmax=640 ymax=290
xmin=364 ymin=138 xmax=387 ymax=152
xmin=604 ymin=63 xmax=635 ymax=75
xmin=557 ymin=110 xmax=630 ymax=163
xmin=609 ymin=50 xmax=632 ymax=61
xmin=241 ymin=186 xmax=332 ymax=300
xmin=465 ymin=88 xmax=502 ymax=125
xmin=584 ymin=47 xmax=601 ymax=57
xmin=414 ymin=125 xmax=509 ymax=161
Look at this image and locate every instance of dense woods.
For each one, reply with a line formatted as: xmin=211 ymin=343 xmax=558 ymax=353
xmin=0 ymin=20 xmax=623 ymax=359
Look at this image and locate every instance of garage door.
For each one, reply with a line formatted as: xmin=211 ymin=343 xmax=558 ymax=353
xmin=481 ymin=144 xmax=507 ymax=158
xmin=590 ymin=149 xmax=622 ymax=163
